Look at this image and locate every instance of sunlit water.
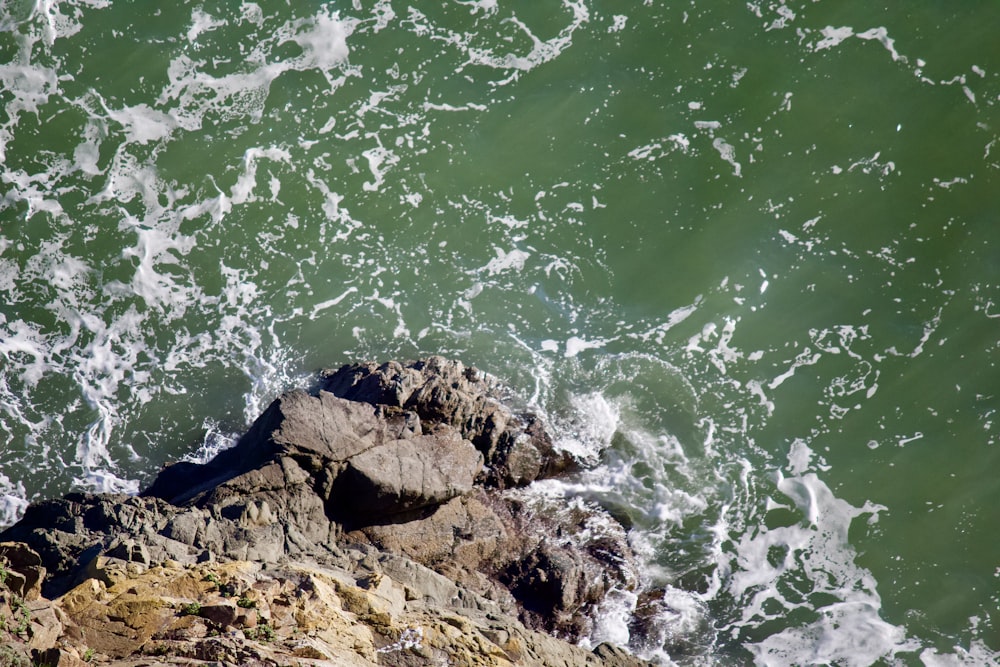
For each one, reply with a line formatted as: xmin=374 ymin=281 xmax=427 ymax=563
xmin=2 ymin=1 xmax=999 ymax=664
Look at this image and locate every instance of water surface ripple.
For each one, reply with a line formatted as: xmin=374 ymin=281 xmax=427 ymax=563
xmin=1 ymin=1 xmax=998 ymax=664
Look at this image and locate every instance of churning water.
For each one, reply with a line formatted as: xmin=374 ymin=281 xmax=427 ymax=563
xmin=2 ymin=1 xmax=999 ymax=664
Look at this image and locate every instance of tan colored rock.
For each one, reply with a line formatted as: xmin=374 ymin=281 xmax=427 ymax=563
xmin=0 ymin=554 xmax=654 ymax=667
xmin=25 ymin=599 xmax=62 ymax=650
xmin=0 ymin=541 xmax=45 ymax=601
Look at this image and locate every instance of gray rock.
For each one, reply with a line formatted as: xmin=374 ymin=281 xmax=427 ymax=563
xmin=319 ymin=357 xmax=576 ymax=488
xmin=0 ymin=357 xmax=645 ymax=653
xmin=335 ymin=431 xmax=482 ymax=524
xmin=104 ymin=537 xmax=150 ymax=565
xmin=593 ymin=642 xmax=657 ymax=667
xmin=270 ymin=390 xmax=385 ymax=461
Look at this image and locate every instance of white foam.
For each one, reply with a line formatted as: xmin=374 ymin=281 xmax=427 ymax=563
xmin=402 ymin=1 xmax=587 ymax=86
xmin=857 ymin=26 xmax=906 ymax=63
xmin=686 ymin=317 xmax=742 ymax=374
xmin=310 ymin=287 xmax=360 ymax=319
xmin=769 ymin=349 xmax=821 ymax=389
xmin=0 ymin=473 xmax=29 ymax=527
xmin=456 ymin=0 xmax=498 ymax=15
xmin=585 ymin=587 xmax=638 ymax=648
xmin=361 ymin=140 xmax=398 ymax=192
xmin=292 ymin=12 xmax=351 ymax=69
xmin=483 ymin=246 xmax=530 ymax=275
xmin=920 ymin=641 xmax=1000 ymax=666
xmin=113 ymin=224 xmax=198 ymax=310
xmin=181 ymin=421 xmax=240 ymax=465
xmin=55 ymin=0 xmax=110 ymax=41
xmin=0 ymin=63 xmax=59 ymax=119
xmin=725 ymin=442 xmax=912 ymax=665
xmin=712 ymin=137 xmax=742 ymax=176
xmin=187 ymin=7 xmax=227 ymax=42
xmin=72 ymin=119 xmax=105 ymax=176
xmin=628 ymin=141 xmax=665 ymax=161
xmin=636 ymin=299 xmax=701 ymax=346
xmin=0 ymin=319 xmax=48 ymax=387
xmin=422 ymin=101 xmax=488 ymax=112
xmin=749 ymin=600 xmax=915 ymax=666
xmin=632 ymin=586 xmax=711 ymax=664
xmin=230 ymin=147 xmax=292 ymax=205
xmin=815 ymin=26 xmax=854 ymax=51
xmin=159 ymin=10 xmax=352 ymax=131
xmin=106 ymin=103 xmax=178 ymax=145
xmin=564 ymin=335 xmax=605 ymax=357
xmin=551 ymin=392 xmax=619 ymax=463
xmin=80 ymin=467 xmax=140 ymax=495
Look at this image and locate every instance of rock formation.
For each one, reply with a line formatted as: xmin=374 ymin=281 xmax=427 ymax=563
xmin=0 ymin=357 xmax=652 ymax=666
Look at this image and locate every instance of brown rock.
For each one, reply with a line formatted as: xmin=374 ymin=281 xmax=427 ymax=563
xmin=25 ymin=599 xmax=62 ymax=650
xmin=0 ymin=542 xmax=46 ymax=601
xmin=199 ymin=601 xmax=240 ymax=628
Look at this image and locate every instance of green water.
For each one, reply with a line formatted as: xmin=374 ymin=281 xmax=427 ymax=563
xmin=2 ymin=1 xmax=999 ymax=663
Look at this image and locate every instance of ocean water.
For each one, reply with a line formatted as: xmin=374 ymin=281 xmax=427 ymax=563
xmin=1 ymin=1 xmax=998 ymax=664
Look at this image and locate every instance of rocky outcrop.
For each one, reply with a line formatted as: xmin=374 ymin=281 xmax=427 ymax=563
xmin=0 ymin=357 xmax=651 ymax=666
xmin=318 ymin=358 xmax=576 ymax=488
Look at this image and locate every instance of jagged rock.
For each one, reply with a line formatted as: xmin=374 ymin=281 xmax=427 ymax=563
xmin=143 ymin=390 xmax=391 ymax=506
xmin=37 ymin=558 xmax=638 ymax=666
xmin=319 ymin=357 xmax=576 ymax=488
xmin=0 ymin=357 xmax=652 ymax=665
xmin=593 ymin=641 xmax=660 ymax=667
xmin=0 ymin=541 xmax=45 ymax=601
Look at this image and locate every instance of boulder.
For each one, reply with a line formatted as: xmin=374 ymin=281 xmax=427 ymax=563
xmin=335 ymin=432 xmax=483 ymax=526
xmin=143 ymin=390 xmax=391 ymax=506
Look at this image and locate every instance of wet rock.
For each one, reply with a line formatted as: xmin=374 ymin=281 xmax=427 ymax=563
xmin=0 ymin=357 xmax=652 ymax=665
xmin=319 ymin=357 xmax=576 ymax=487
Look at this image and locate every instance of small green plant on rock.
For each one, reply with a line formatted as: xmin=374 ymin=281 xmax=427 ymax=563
xmin=245 ymin=624 xmax=275 ymax=642
xmin=202 ymin=573 xmax=221 ymax=587
xmin=82 ymin=648 xmax=96 ymax=662
xmin=180 ymin=602 xmax=202 ymax=617
xmin=146 ymin=644 xmax=169 ymax=657
xmin=10 ymin=597 xmax=29 ymax=635
xmin=236 ymin=596 xmax=256 ymax=609
xmin=0 ymin=643 xmax=29 ymax=667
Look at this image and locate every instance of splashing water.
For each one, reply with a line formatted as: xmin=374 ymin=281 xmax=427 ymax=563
xmin=2 ymin=1 xmax=1000 ymax=664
